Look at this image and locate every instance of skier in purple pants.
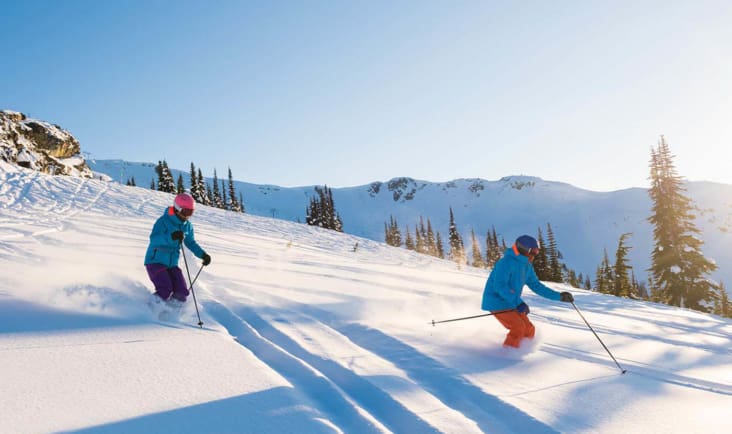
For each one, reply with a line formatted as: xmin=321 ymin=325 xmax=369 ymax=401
xmin=144 ymin=193 xmax=211 ymax=305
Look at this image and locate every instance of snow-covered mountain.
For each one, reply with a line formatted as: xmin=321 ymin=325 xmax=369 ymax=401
xmin=89 ymin=159 xmax=732 ymax=288
xmin=1 ymin=160 xmax=730 ymax=434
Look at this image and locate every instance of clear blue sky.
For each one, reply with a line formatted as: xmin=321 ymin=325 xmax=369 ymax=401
xmin=2 ymin=1 xmax=731 ymax=191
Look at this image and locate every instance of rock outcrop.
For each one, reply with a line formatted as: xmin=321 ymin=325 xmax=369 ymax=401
xmin=0 ymin=110 xmax=92 ymax=177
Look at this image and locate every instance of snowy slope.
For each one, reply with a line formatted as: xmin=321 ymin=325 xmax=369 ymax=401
xmin=1 ymin=161 xmax=730 ymax=434
xmin=89 ymin=159 xmax=732 ymax=290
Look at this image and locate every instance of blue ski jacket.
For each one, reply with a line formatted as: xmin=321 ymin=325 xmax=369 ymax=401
xmin=144 ymin=207 xmax=206 ymax=268
xmin=481 ymin=247 xmax=561 ymax=311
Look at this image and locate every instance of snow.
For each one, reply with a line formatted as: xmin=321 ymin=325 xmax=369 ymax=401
xmin=1 ymin=161 xmax=730 ymax=434
xmin=87 ymin=159 xmax=732 ymax=293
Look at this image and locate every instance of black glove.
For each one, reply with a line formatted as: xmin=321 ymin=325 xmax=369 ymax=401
xmin=202 ymin=253 xmax=211 ymax=266
xmin=560 ymin=292 xmax=574 ymax=303
xmin=516 ymin=302 xmax=530 ymax=314
xmin=171 ymin=231 xmax=184 ymax=241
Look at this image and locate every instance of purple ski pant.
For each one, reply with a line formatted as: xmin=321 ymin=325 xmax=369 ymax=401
xmin=146 ymin=264 xmax=189 ymax=302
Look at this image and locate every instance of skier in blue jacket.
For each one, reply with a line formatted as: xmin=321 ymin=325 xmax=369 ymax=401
xmin=482 ymin=235 xmax=574 ymax=348
xmin=145 ymin=192 xmax=211 ymax=306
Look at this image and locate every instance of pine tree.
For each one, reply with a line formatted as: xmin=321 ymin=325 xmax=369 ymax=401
xmin=176 ymin=174 xmax=185 ymax=194
xmin=595 ymin=249 xmax=613 ymax=294
xmin=404 ymin=226 xmax=415 ymax=250
xmin=189 ymin=163 xmax=201 ymax=202
xmin=305 ymin=186 xmax=343 ymax=232
xmin=533 ymin=227 xmax=550 ymax=280
xmin=156 ymin=160 xmax=175 ymax=193
xmin=485 ymin=226 xmax=502 ymax=268
xmin=155 ymin=161 xmax=163 ymax=191
xmin=211 ymin=170 xmax=223 ymax=208
xmin=387 ymin=215 xmax=402 ymax=247
xmin=470 ymin=228 xmax=485 ymax=268
xmin=239 ymin=192 xmax=246 ymax=213
xmin=150 ymin=178 xmax=156 ymax=190
xmin=415 ymin=217 xmax=425 ymax=254
xmin=546 ymin=223 xmax=563 ymax=282
xmin=426 ymin=219 xmax=437 ymax=256
xmin=714 ymin=282 xmax=730 ymax=318
xmin=220 ymin=179 xmax=228 ymax=210
xmin=613 ymin=233 xmax=633 ymax=297
xmin=436 ymin=231 xmax=445 ymax=259
xmin=648 ymin=136 xmax=718 ymax=311
xmin=448 ymin=207 xmax=465 ymax=265
xmin=584 ymin=275 xmax=592 ymax=290
xmin=194 ymin=169 xmax=208 ymax=205
xmin=227 ymin=167 xmax=242 ymax=212
xmin=566 ymin=268 xmax=580 ymax=288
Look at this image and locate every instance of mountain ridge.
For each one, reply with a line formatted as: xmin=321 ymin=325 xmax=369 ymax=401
xmin=88 ymin=159 xmax=732 ymax=290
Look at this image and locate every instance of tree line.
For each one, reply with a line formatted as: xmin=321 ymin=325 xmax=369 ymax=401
xmin=127 ymin=160 xmax=245 ymax=213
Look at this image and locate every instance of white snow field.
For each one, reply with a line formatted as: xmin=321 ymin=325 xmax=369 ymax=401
xmin=1 ymin=161 xmax=730 ymax=434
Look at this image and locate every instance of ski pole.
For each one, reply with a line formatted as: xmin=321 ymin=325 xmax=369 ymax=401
xmin=431 ymin=309 xmax=515 ymax=327
xmin=180 ymin=242 xmax=204 ymax=328
xmin=571 ymin=301 xmax=626 ymax=374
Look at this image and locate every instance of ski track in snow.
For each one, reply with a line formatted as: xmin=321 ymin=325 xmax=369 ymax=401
xmin=205 ymin=290 xmax=559 ymax=434
xmin=540 ymin=343 xmax=732 ymax=396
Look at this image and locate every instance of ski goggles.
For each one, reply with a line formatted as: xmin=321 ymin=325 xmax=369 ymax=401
xmin=178 ymin=208 xmax=194 ymax=217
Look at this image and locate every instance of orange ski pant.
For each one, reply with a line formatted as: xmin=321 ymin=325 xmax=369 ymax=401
xmin=494 ymin=311 xmax=535 ymax=348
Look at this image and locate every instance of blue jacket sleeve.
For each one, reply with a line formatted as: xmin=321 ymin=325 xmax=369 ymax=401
xmin=525 ymin=266 xmax=561 ymax=301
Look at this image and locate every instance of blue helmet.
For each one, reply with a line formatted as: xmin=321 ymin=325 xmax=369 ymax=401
xmin=515 ymin=235 xmax=540 ymax=257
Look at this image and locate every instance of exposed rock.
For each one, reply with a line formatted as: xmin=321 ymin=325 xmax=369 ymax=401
xmin=0 ymin=110 xmax=92 ymax=177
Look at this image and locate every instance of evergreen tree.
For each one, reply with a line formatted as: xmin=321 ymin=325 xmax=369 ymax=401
xmin=566 ymin=267 xmax=580 ymax=288
xmin=227 ymin=167 xmax=242 ymax=212
xmin=436 ymin=231 xmax=445 ymax=259
xmin=648 ymin=136 xmax=718 ymax=311
xmin=156 ymin=160 xmax=175 ymax=193
xmin=126 ymin=177 xmax=136 ymax=186
xmin=595 ymin=249 xmax=613 ymax=294
xmin=206 ymin=182 xmax=214 ymax=206
xmin=415 ymin=217 xmax=426 ymax=254
xmin=384 ymin=215 xmax=402 ymax=247
xmin=426 ymin=219 xmax=437 ymax=256
xmin=239 ymin=192 xmax=246 ymax=213
xmin=305 ymin=186 xmax=343 ymax=232
xmin=390 ymin=216 xmax=402 ymax=247
xmin=485 ymin=226 xmax=502 ymax=268
xmin=155 ymin=161 xmax=163 ymax=191
xmin=194 ymin=169 xmax=206 ymax=205
xmin=470 ymin=228 xmax=485 ymax=268
xmin=211 ymin=170 xmax=223 ymax=208
xmin=533 ymin=227 xmax=550 ymax=280
xmin=546 ymin=223 xmax=563 ymax=282
xmin=189 ymin=163 xmax=201 ymax=202
xmin=176 ymin=174 xmax=185 ymax=194
xmin=150 ymin=178 xmax=156 ymax=190
xmin=714 ymin=282 xmax=730 ymax=318
xmin=404 ymin=226 xmax=415 ymax=250
xmin=220 ymin=179 xmax=228 ymax=210
xmin=613 ymin=233 xmax=633 ymax=297
xmin=448 ymin=207 xmax=466 ymax=265
xmin=584 ymin=275 xmax=592 ymax=290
